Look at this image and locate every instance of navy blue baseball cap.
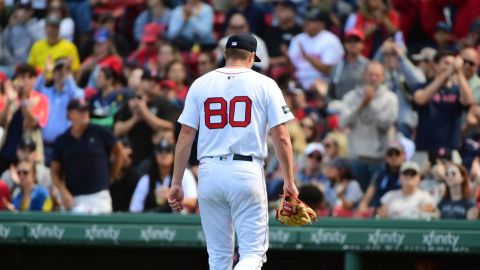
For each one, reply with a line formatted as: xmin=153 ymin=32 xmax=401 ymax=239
xmin=226 ymin=33 xmax=261 ymax=62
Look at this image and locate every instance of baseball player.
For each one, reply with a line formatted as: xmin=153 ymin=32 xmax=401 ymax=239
xmin=168 ymin=33 xmax=298 ymax=270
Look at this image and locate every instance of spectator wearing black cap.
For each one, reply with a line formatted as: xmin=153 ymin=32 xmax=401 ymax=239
xmin=130 ymin=137 xmax=197 ymax=213
xmin=433 ymin=22 xmax=457 ymax=52
xmin=358 ymin=141 xmax=405 ymax=216
xmin=2 ymin=3 xmax=39 ymax=65
xmin=51 ymin=99 xmax=126 ymax=213
xmin=263 ymin=1 xmax=301 ymax=69
xmin=0 ymin=64 xmax=49 ymax=172
xmin=34 ymin=57 xmax=83 ymax=165
xmin=0 ymin=137 xmax=51 ymax=193
xmin=114 ymin=70 xmax=178 ymax=167
xmin=298 ymin=184 xmax=329 ymax=217
xmin=133 ymin=0 xmax=171 ymax=43
xmin=28 ymin=13 xmax=80 ymax=72
xmin=328 ymin=29 xmax=369 ymax=100
xmin=288 ymin=8 xmax=344 ymax=90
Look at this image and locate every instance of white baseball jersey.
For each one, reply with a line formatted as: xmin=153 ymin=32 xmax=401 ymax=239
xmin=178 ymin=67 xmax=294 ymax=160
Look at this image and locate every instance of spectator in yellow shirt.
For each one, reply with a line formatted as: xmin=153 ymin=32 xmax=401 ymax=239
xmin=28 ymin=14 xmax=80 ymax=73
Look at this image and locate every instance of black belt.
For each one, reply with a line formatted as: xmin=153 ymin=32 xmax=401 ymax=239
xmin=205 ymin=154 xmax=253 ymax=162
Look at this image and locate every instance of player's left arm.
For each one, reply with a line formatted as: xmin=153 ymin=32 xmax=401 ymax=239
xmin=169 ymin=124 xmax=197 ymax=212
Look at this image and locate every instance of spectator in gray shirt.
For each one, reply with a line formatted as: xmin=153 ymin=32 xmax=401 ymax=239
xmin=339 ymin=62 xmax=398 ymax=190
xmin=328 ymin=29 xmax=368 ymax=100
xmin=2 ymin=3 xmax=39 ymax=67
xmin=374 ymin=39 xmax=426 ymax=138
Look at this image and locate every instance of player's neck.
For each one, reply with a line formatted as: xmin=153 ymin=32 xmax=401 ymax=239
xmin=225 ymin=60 xmax=249 ymax=69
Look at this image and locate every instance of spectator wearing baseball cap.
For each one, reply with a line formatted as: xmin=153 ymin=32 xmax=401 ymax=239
xmin=434 ymin=22 xmax=457 ymax=52
xmin=133 ymin=0 xmax=171 ymax=43
xmin=51 ymin=99 xmax=125 ymax=213
xmin=167 ymin=0 xmax=216 ymax=51
xmin=378 ymin=161 xmax=437 ymax=220
xmin=28 ymin=13 xmax=80 ymax=72
xmin=412 ymin=47 xmax=437 ymax=81
xmin=328 ymin=28 xmax=368 ymax=100
xmin=358 ymin=141 xmax=406 ymax=216
xmin=0 ymin=137 xmax=52 ymax=193
xmin=288 ymin=8 xmax=344 ymax=90
xmin=128 ymin=23 xmax=164 ymax=68
xmin=34 ymin=56 xmax=84 ymax=165
xmin=78 ymin=27 xmax=123 ymax=89
xmin=296 ymin=143 xmax=328 ymax=186
xmin=130 ymin=137 xmax=198 ymax=213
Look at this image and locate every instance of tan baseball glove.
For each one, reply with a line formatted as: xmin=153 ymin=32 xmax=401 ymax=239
xmin=275 ymin=194 xmax=317 ymax=226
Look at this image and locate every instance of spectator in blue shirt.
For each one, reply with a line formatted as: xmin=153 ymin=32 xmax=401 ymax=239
xmin=296 ymin=142 xmax=328 ymax=186
xmin=166 ymin=0 xmax=216 ymax=50
xmin=35 ymin=58 xmax=84 ymax=166
xmin=11 ymin=160 xmax=52 ymax=212
xmin=134 ymin=0 xmax=171 ymax=43
xmin=358 ymin=141 xmax=406 ymax=216
xmin=413 ymin=51 xmax=473 ymax=155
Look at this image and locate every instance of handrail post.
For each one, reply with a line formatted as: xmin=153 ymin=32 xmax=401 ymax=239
xmin=344 ymin=251 xmax=361 ymax=270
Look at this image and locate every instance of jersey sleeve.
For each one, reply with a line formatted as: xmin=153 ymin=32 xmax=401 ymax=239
xmin=178 ymin=81 xmax=200 ymax=129
xmin=266 ymin=79 xmax=294 ymax=128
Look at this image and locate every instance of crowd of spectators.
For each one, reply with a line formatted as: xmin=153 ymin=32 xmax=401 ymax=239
xmin=0 ymin=0 xmax=480 ymax=221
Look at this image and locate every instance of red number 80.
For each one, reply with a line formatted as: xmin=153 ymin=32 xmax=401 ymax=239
xmin=204 ymin=96 xmax=252 ymax=129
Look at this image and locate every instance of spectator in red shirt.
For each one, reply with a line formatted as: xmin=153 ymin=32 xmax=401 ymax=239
xmin=0 ymin=64 xmax=49 ymax=172
xmin=165 ymin=60 xmax=189 ymax=102
xmin=78 ymin=28 xmax=123 ymax=88
xmin=353 ymin=0 xmax=400 ymax=57
xmin=128 ymin=23 xmax=164 ymax=68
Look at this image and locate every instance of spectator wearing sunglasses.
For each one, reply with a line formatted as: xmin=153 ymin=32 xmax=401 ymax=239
xmin=461 ymin=48 xmax=480 ymax=135
xmin=296 ymin=142 xmax=328 ymax=187
xmin=358 ymin=141 xmax=405 ymax=216
xmin=378 ymin=161 xmax=437 ymax=219
xmin=8 ymin=160 xmax=52 ymax=212
xmin=438 ymin=163 xmax=478 ymax=220
xmin=129 ymin=138 xmax=197 ymax=213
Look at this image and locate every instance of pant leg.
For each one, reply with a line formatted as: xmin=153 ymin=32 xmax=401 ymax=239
xmin=228 ymin=161 xmax=268 ymax=270
xmin=198 ymin=161 xmax=235 ymax=270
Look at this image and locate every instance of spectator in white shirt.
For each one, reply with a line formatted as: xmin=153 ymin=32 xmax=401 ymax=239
xmin=378 ymin=161 xmax=438 ymax=220
xmin=130 ymin=138 xmax=197 ymax=213
xmin=288 ymin=8 xmax=344 ymax=90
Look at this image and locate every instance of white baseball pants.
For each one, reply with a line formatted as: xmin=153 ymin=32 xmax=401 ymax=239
xmin=198 ymin=154 xmax=269 ymax=270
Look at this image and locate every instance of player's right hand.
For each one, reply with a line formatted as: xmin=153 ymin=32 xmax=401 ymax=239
xmin=168 ymin=184 xmax=184 ymax=212
xmin=283 ymin=181 xmax=299 ymax=198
